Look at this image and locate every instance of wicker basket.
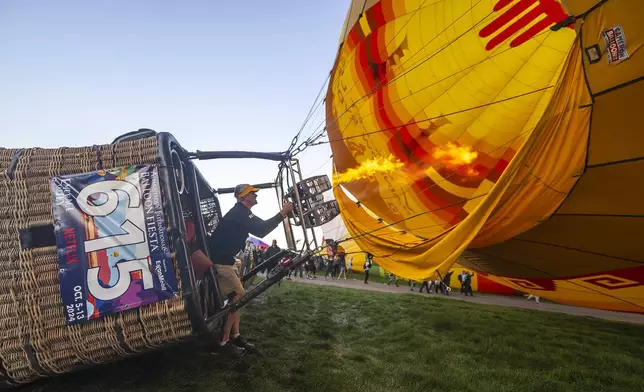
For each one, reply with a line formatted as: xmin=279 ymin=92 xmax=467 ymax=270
xmin=0 ymin=133 xmax=209 ymax=386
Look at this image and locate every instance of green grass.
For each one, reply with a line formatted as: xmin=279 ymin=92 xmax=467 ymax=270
xmin=27 ymin=282 xmax=644 ymax=392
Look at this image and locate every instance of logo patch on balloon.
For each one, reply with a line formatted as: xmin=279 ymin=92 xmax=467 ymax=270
xmin=602 ymin=25 xmax=629 ymax=64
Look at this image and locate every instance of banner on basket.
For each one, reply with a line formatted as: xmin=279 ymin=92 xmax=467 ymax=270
xmin=51 ymin=165 xmax=178 ymax=325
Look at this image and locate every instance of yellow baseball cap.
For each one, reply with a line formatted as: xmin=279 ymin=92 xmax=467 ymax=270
xmin=234 ymin=184 xmax=260 ymax=199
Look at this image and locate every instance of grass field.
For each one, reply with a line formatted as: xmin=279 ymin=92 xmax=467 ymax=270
xmin=28 ymin=282 xmax=644 ymax=392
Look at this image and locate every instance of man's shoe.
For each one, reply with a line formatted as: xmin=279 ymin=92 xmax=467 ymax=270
xmin=232 ymin=335 xmax=259 ymax=354
xmin=218 ymin=341 xmax=246 ymax=356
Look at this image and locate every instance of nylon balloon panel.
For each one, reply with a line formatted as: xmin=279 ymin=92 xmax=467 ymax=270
xmin=557 ymin=160 xmax=644 ymax=217
xmin=586 ymin=80 xmax=644 ymax=166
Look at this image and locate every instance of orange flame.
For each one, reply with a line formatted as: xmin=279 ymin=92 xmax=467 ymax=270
xmin=334 ymin=155 xmax=404 ymax=184
xmin=432 ymin=143 xmax=479 ymax=176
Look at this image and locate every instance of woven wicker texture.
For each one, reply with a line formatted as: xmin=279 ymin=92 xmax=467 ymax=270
xmin=0 ymin=137 xmax=192 ymax=385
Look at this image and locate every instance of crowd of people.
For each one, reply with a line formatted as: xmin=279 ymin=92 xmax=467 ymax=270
xmin=240 ymin=238 xmax=493 ymax=303
xmin=231 ymin=227 xmax=482 ymax=301
xmin=237 ymin=242 xmax=479 ymax=298
xmin=316 ymin=244 xmax=480 ymax=297
xmin=239 ymin=241 xmax=543 ymax=308
xmin=385 ymin=270 xmax=476 ymax=296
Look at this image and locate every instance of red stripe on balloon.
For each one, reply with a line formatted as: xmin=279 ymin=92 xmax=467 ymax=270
xmin=510 ymin=16 xmax=551 ymax=47
xmin=480 ymin=0 xmax=537 ymax=38
xmin=485 ymin=5 xmax=543 ymax=50
xmin=493 ymin=0 xmax=514 ymax=12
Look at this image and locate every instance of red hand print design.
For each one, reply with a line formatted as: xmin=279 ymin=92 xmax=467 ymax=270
xmin=479 ymin=0 xmax=573 ymax=51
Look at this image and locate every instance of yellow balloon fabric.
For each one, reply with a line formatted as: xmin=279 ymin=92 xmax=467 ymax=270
xmin=326 ymin=0 xmax=644 ymax=312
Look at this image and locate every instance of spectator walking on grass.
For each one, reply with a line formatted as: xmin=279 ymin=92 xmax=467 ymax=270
xmin=462 ymin=271 xmax=474 ymax=296
xmin=363 ymin=253 xmax=373 ymax=284
xmin=387 ymin=272 xmax=399 ymax=287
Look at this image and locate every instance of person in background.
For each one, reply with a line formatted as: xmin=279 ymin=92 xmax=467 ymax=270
xmin=429 ymin=279 xmax=441 ymax=293
xmin=291 ymin=255 xmax=304 ymax=279
xmin=318 ymin=257 xmax=326 ymax=275
xmin=336 ymin=245 xmax=347 ymax=280
xmin=462 ymin=271 xmax=474 ymax=296
xmin=459 ymin=271 xmax=468 ymax=295
xmin=261 ymin=239 xmax=281 ymax=275
xmin=264 ymin=239 xmax=281 ymax=259
xmin=441 ymin=271 xmax=454 ymax=295
xmin=363 ymin=252 xmax=373 ymax=284
xmin=331 ymin=254 xmax=340 ymax=279
xmin=306 ymin=257 xmax=317 ymax=279
xmin=325 ymin=240 xmax=336 ymax=279
xmin=253 ymin=245 xmax=263 ymax=269
xmin=207 ymin=184 xmax=294 ymax=356
xmin=387 ymin=272 xmax=399 ymax=287
xmin=324 ymin=257 xmax=335 ymax=279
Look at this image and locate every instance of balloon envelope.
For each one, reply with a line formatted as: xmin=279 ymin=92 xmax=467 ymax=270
xmin=326 ymin=0 xmax=644 ymax=312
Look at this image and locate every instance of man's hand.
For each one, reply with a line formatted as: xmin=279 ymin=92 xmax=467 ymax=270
xmin=280 ymin=201 xmax=295 ymax=218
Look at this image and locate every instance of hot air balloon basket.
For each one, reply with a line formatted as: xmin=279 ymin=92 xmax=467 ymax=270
xmin=0 ymin=132 xmax=219 ymax=387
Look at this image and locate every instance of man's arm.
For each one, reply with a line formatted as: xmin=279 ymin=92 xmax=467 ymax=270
xmin=242 ymin=201 xmax=294 ymax=238
xmin=246 ymin=213 xmax=284 ymax=238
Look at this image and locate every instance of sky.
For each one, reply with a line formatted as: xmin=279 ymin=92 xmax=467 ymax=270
xmin=0 ymin=0 xmax=351 ymax=248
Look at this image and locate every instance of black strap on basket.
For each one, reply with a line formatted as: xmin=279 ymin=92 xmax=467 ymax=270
xmin=6 ymin=149 xmax=24 ymax=180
